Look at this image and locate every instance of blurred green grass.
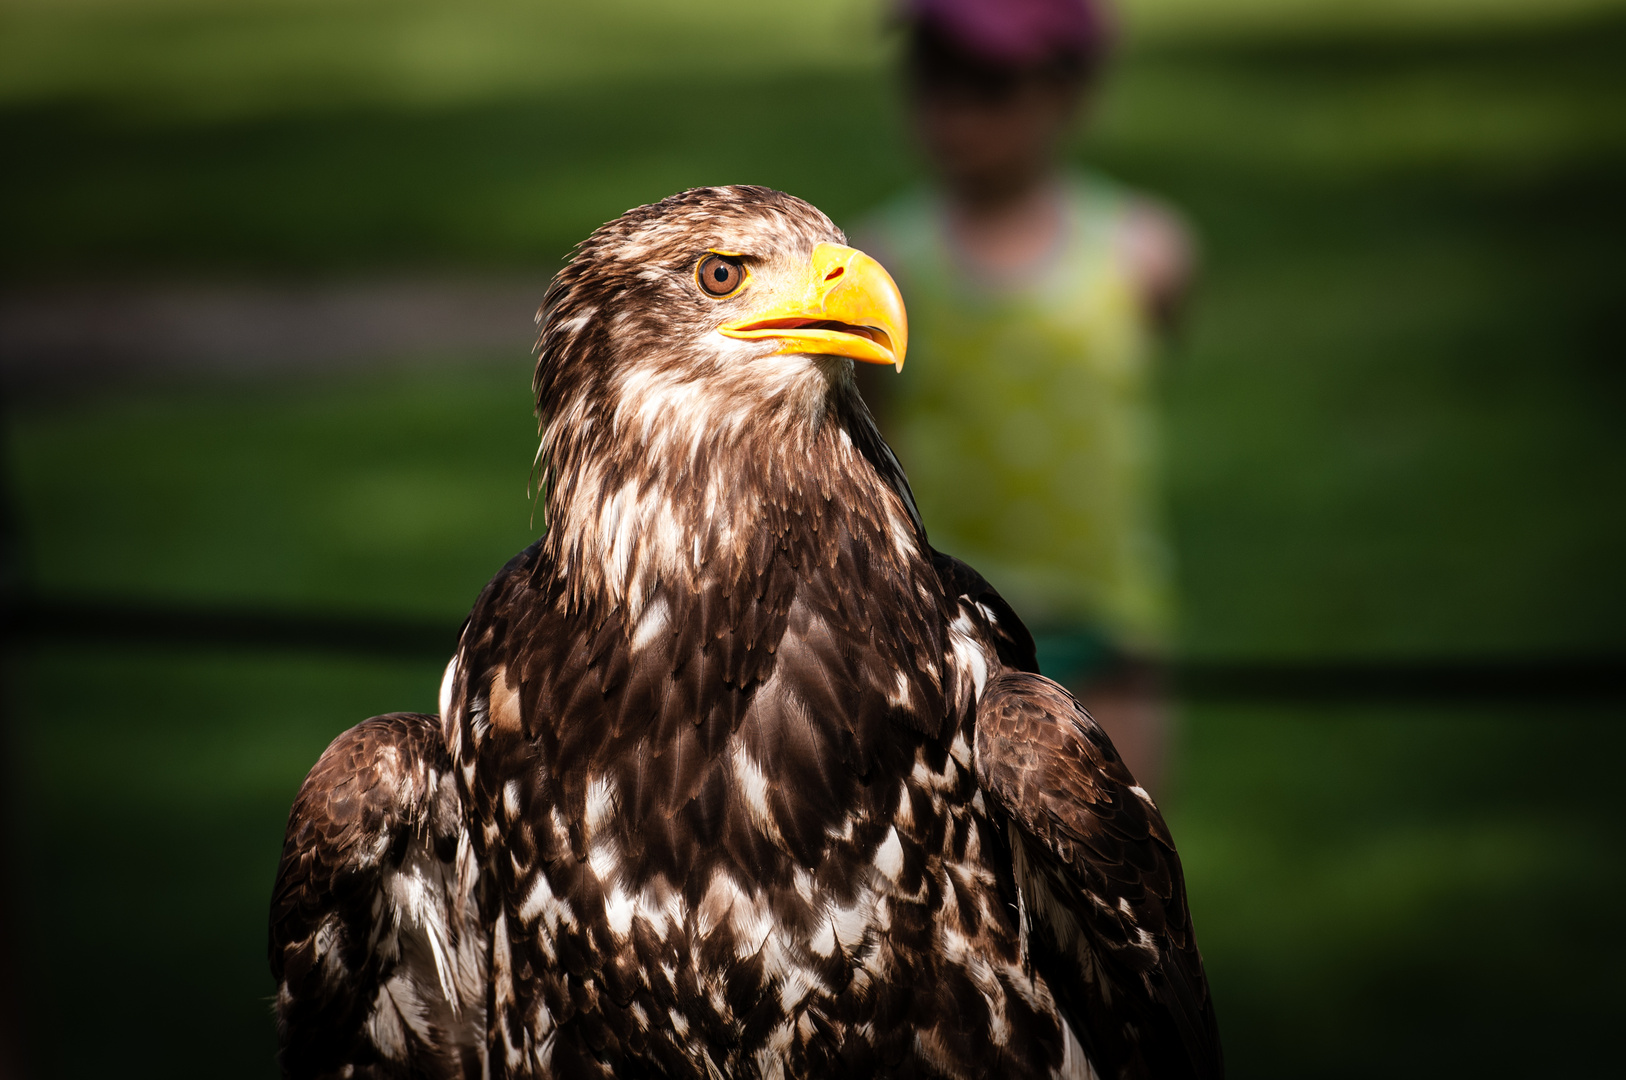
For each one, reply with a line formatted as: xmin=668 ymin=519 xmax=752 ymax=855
xmin=9 ymin=648 xmax=445 ymax=1078
xmin=3 ymin=0 xmax=1624 ymax=1077
xmin=10 ymin=364 xmax=541 ymax=618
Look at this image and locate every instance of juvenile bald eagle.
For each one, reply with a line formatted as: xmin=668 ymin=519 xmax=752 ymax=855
xmin=270 ymin=186 xmax=1221 ymax=1079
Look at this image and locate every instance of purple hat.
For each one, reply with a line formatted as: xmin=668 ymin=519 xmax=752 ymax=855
xmin=903 ymin=0 xmax=1114 ymax=67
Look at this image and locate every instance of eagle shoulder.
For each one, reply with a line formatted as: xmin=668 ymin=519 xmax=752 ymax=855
xmin=270 ymin=712 xmax=487 ymax=1079
xmin=974 ymin=673 xmax=1223 ymax=1080
xmin=931 ymin=548 xmax=1039 ymax=674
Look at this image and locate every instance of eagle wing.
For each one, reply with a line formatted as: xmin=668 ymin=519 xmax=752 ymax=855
xmin=974 ymin=673 xmax=1222 ymax=1080
xmin=931 ymin=551 xmax=1221 ymax=1080
xmin=269 ymin=712 xmax=487 ymax=1079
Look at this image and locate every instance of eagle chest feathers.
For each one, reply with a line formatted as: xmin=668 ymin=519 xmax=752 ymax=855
xmin=449 ymin=426 xmax=1038 ymax=1078
xmin=270 ymin=186 xmax=1222 ymax=1080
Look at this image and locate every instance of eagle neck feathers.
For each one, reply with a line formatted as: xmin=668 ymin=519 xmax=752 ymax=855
xmin=537 ymin=375 xmax=928 ymax=624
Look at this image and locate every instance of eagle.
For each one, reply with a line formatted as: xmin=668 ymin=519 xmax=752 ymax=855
xmin=269 ymin=185 xmax=1222 ymax=1080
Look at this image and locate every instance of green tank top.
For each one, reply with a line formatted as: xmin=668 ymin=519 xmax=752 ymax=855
xmin=860 ymin=173 xmax=1174 ymax=654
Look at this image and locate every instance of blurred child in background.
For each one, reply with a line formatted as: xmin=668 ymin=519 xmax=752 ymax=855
xmin=856 ymin=0 xmax=1193 ymax=791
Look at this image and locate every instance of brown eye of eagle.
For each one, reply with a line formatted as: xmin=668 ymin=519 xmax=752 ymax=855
xmin=696 ymin=254 xmax=745 ymax=298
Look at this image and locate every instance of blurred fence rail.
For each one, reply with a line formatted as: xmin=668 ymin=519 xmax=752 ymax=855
xmin=5 ymin=593 xmax=1621 ymax=704
xmin=0 ymin=278 xmax=548 ymax=394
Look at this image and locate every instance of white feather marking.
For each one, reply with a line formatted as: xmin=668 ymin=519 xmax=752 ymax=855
xmin=314 ymin=917 xmax=343 ymax=972
xmin=653 ymin=882 xmax=686 ymax=933
xmin=912 ymin=751 xmax=958 ymax=793
xmin=874 ymin=827 xmax=904 ymax=883
xmin=894 ymin=781 xmax=914 ymax=829
xmin=518 ymin=872 xmax=558 ymax=925
xmin=777 ymin=963 xmax=818 ymax=1012
xmin=599 ymin=482 xmax=638 ymax=598
xmin=549 ymin=805 xmax=570 ymax=845
xmin=826 ymin=815 xmax=855 ymax=842
xmin=729 ymin=886 xmax=773 ymax=958
xmin=963 ymin=815 xmax=984 ymax=862
xmin=1059 ymin=1018 xmax=1102 ymax=1080
xmin=584 ymin=775 xmax=617 ymax=835
xmin=883 ymin=498 xmax=917 ymax=561
xmin=553 ymin=312 xmax=592 ymax=336
xmin=949 ymin=613 xmax=990 ymax=700
xmin=808 ymin=918 xmax=837 ymax=958
xmin=698 ymin=871 xmax=774 ymax=958
xmin=886 ymin=668 xmax=912 ymax=709
xmin=385 ymin=855 xmax=457 ymax=1010
xmin=587 ymin=840 xmax=619 ymax=885
xmin=604 ymin=885 xmax=635 ymax=938
xmin=491 ymin=909 xmax=523 ymax=1067
xmin=731 ymin=744 xmax=784 ymax=845
xmin=438 ymin=656 xmax=458 ymax=722
xmin=831 ymin=892 xmax=873 ymax=952
xmin=755 ymin=1021 xmax=796 ymax=1080
xmin=792 ymin=866 xmax=817 ymax=903
xmin=366 ymin=979 xmax=411 ymax=1060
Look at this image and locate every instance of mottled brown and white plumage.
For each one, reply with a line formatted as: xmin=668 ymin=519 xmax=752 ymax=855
xmin=270 ymin=185 xmax=1221 ymax=1079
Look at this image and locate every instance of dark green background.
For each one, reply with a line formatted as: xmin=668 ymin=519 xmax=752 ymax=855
xmin=3 ymin=1 xmax=1623 ymax=1075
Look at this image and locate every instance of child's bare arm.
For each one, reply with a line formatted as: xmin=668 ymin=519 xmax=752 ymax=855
xmin=1119 ymin=197 xmax=1197 ymax=333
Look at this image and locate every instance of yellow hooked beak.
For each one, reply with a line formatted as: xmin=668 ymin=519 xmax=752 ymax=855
xmin=719 ymin=242 xmax=908 ymax=372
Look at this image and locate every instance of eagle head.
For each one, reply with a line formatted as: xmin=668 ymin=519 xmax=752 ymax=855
xmin=532 ymin=185 xmax=916 ymax=606
xmin=535 ymin=185 xmax=905 ymax=460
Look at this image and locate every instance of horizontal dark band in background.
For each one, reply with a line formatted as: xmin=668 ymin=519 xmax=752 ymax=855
xmin=1174 ymin=657 xmax=1624 ymax=704
xmin=3 ymin=594 xmax=1621 ymax=704
xmin=4 ymin=594 xmax=461 ymax=662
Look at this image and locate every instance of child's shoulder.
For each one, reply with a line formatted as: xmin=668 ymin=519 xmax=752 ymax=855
xmin=1063 ymin=168 xmax=1145 ymax=223
xmin=1064 ymin=171 xmax=1196 ymax=327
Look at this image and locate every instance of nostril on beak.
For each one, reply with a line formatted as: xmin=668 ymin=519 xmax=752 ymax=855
xmin=823 ymin=266 xmax=845 ymax=282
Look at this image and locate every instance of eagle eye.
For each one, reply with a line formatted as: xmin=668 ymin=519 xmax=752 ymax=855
xmin=696 ymin=254 xmax=745 ymax=298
